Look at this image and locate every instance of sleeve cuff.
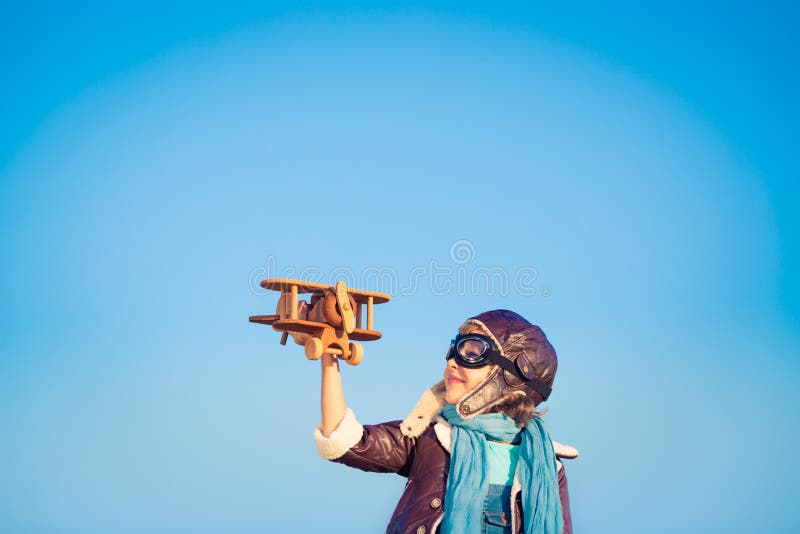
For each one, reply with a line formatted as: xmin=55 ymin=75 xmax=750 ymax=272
xmin=313 ymin=408 xmax=364 ymax=460
xmin=552 ymin=440 xmax=579 ymax=459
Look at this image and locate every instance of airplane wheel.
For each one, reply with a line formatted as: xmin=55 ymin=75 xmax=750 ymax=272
xmin=305 ymin=338 xmax=323 ymax=360
xmin=346 ymin=342 xmax=363 ymax=366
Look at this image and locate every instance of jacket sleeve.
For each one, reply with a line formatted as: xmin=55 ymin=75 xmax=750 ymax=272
xmin=314 ymin=408 xmax=416 ymax=476
xmin=558 ymin=464 xmax=573 ymax=534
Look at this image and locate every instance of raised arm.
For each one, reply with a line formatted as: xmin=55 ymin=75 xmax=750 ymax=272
xmin=315 ymin=353 xmax=417 ymax=475
xmin=282 ymin=297 xmax=347 ymax=437
xmin=320 ymin=354 xmax=347 ymax=437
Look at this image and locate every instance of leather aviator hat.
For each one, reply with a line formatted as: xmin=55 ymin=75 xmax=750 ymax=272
xmin=402 ymin=309 xmax=558 ymax=435
xmin=453 ymin=309 xmax=558 ymax=417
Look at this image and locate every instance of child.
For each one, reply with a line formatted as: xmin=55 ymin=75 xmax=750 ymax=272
xmin=313 ymin=309 xmax=577 ymax=533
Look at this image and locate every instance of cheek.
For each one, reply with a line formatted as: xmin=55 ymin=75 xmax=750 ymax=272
xmin=465 ymin=367 xmax=493 ymax=391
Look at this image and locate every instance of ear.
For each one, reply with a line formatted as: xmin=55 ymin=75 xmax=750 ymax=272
xmin=401 ymin=381 xmax=446 ymax=438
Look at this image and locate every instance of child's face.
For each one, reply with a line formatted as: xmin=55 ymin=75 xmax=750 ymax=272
xmin=443 ymin=328 xmax=496 ymax=404
xmin=444 ymin=359 xmax=494 ymax=404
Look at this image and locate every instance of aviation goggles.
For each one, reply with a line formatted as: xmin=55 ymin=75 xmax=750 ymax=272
xmin=445 ymin=332 xmax=553 ymax=401
xmin=446 ymin=333 xmax=502 ymax=368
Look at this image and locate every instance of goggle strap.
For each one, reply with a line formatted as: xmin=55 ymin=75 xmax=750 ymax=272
xmin=450 ymin=334 xmax=553 ymax=400
xmin=483 ymin=351 xmax=553 ymax=401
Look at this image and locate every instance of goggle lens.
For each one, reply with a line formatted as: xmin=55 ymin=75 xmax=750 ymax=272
xmin=456 ymin=338 xmax=489 ymax=363
xmin=446 ymin=334 xmax=495 ymax=368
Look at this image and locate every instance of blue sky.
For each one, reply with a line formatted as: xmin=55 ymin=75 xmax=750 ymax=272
xmin=2 ymin=2 xmax=798 ymax=533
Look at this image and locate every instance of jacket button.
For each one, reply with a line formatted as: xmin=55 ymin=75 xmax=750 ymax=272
xmin=430 ymin=497 xmax=442 ymax=509
xmin=461 ymin=404 xmax=471 ymax=414
xmin=416 ymin=526 xmax=426 ymax=534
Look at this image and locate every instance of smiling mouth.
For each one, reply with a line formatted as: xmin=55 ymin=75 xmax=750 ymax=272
xmin=446 ymin=375 xmax=465 ymax=385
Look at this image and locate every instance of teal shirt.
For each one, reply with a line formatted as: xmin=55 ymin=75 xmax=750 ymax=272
xmin=486 ymin=441 xmax=520 ymax=486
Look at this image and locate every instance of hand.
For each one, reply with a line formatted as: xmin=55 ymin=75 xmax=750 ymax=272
xmin=321 ymin=353 xmax=339 ymax=367
xmin=275 ymin=298 xmax=312 ymax=345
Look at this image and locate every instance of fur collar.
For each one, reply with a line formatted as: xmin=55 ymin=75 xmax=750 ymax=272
xmin=400 ymin=383 xmax=580 ymax=462
xmin=400 ymin=381 xmax=446 ymax=438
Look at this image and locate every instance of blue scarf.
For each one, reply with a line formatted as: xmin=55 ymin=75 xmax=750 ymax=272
xmin=440 ymin=404 xmax=563 ymax=534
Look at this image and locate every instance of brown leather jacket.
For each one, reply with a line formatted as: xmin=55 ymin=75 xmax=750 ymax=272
xmin=328 ymin=416 xmax=573 ymax=534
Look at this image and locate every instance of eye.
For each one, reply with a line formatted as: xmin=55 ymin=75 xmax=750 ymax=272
xmin=457 ymin=339 xmax=487 ymax=360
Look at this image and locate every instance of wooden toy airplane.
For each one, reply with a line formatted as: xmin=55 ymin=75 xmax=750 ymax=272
xmin=249 ymin=278 xmax=390 ymax=365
